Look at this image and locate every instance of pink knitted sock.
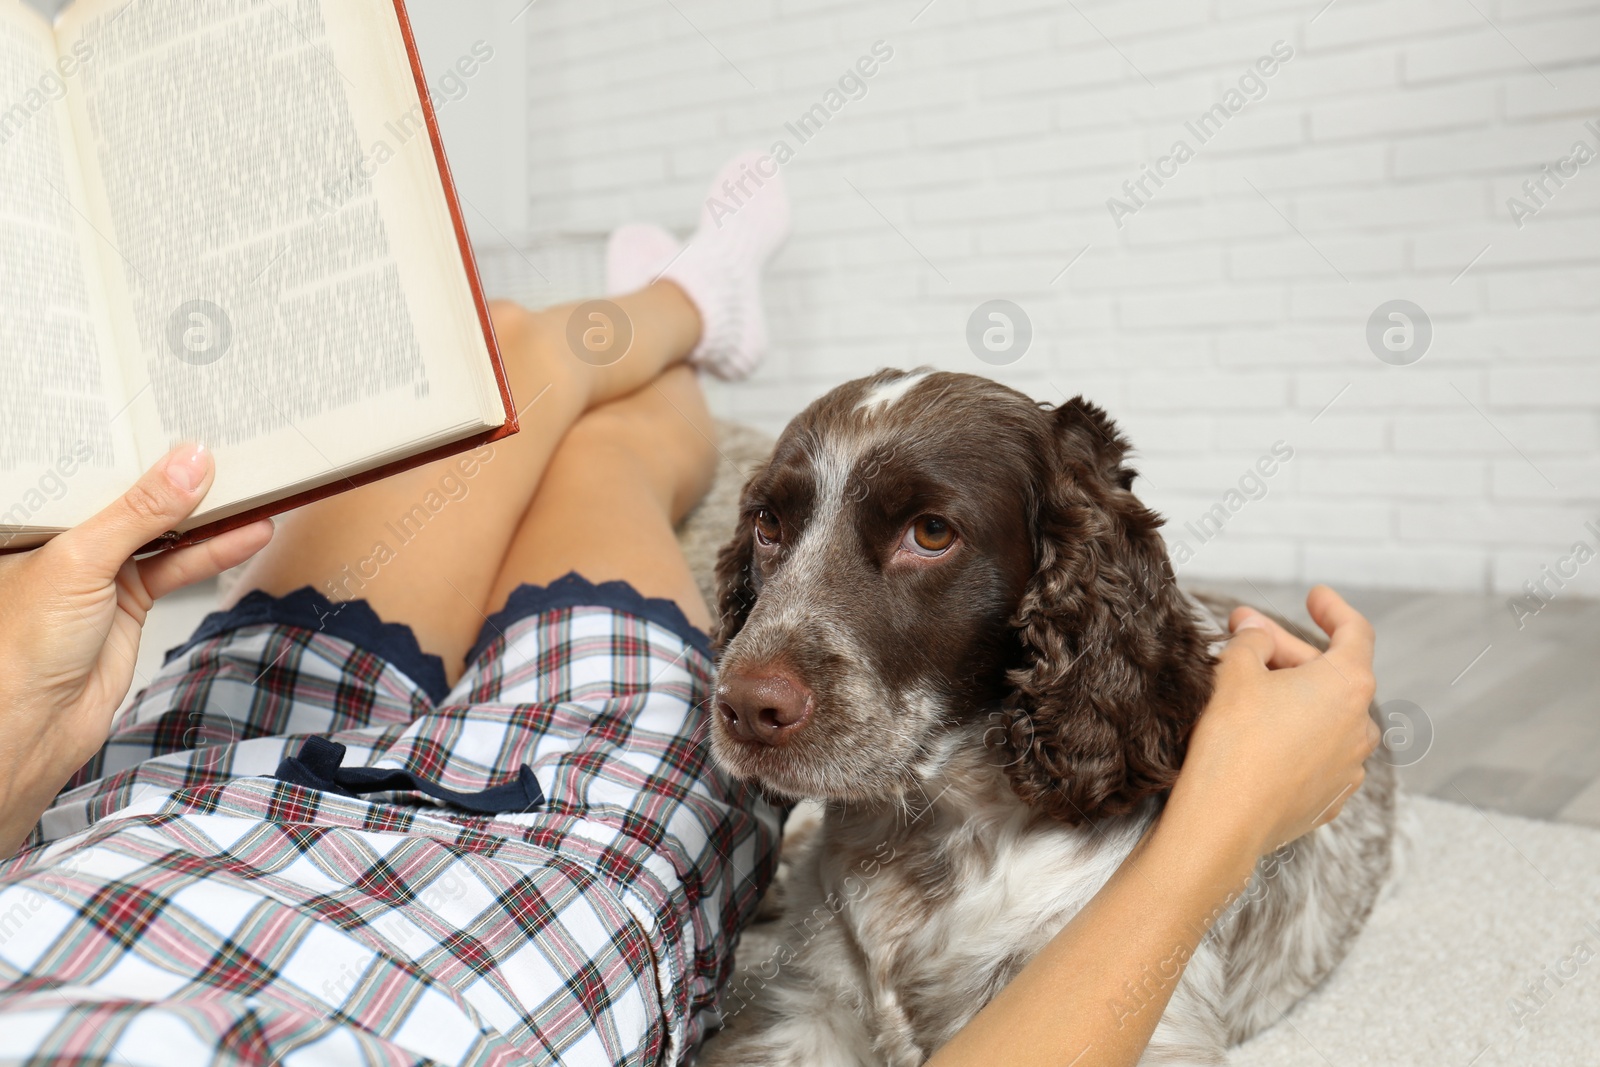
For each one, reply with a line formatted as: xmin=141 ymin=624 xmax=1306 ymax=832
xmin=604 ymin=222 xmax=683 ymax=296
xmin=662 ymin=150 xmax=791 ymax=381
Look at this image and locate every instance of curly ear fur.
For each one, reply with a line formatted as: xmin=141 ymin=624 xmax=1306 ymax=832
xmin=1000 ymin=397 xmax=1216 ymax=825
xmin=712 ymin=466 xmax=766 ymax=653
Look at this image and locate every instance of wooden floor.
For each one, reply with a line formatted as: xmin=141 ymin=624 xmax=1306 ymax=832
xmin=1200 ymin=580 xmax=1600 ymax=829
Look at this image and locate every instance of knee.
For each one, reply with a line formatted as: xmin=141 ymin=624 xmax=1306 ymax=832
xmin=490 ymin=300 xmax=587 ymax=397
xmin=565 ymin=399 xmax=695 ymax=460
xmin=565 ymin=390 xmax=718 ymax=503
xmin=488 ymin=300 xmax=533 ymax=347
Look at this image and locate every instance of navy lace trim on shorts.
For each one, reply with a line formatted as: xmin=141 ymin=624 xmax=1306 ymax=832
xmin=166 ymin=572 xmax=714 ymax=706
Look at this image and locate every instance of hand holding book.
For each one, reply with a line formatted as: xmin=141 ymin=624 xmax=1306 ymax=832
xmin=0 ymin=442 xmax=274 ymax=855
xmin=1 ymin=0 xmax=515 ymax=552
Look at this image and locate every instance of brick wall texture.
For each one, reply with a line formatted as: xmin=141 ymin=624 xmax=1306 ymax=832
xmin=510 ymin=0 xmax=1600 ymax=596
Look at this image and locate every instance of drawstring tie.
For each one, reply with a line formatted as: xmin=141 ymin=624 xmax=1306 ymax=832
xmin=272 ymin=736 xmax=543 ymax=815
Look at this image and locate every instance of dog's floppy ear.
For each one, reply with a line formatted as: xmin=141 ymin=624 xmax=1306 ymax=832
xmin=712 ymin=465 xmax=767 ymax=652
xmin=998 ymin=397 xmax=1215 ymax=825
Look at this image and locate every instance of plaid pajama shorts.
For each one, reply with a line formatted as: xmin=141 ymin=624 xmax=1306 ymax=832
xmin=0 ymin=574 xmax=781 ymax=1067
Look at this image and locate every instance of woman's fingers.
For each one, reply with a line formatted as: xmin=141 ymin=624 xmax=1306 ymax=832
xmin=138 ymin=520 xmax=274 ymax=602
xmin=1219 ymin=620 xmax=1279 ymax=672
xmin=1228 ymin=607 xmax=1321 ymax=669
xmin=50 ymin=445 xmax=214 ymax=584
xmin=1307 ymin=585 xmax=1375 ymax=668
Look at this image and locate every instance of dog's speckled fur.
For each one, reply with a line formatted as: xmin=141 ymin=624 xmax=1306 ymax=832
xmin=699 ymin=371 xmax=1396 ymax=1066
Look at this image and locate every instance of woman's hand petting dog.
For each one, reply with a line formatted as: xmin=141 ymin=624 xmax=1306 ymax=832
xmin=1171 ymin=584 xmax=1383 ymax=859
xmin=928 ymin=586 xmax=1385 ymax=1067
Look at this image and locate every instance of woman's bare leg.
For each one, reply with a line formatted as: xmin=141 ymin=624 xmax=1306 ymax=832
xmin=486 ymin=364 xmax=717 ymax=635
xmin=224 ymin=283 xmax=704 ymax=678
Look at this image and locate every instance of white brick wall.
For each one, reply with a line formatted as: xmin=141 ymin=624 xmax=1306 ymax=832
xmin=458 ymin=0 xmax=1600 ymax=597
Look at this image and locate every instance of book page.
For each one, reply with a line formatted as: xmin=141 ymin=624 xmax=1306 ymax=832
xmin=56 ymin=0 xmax=504 ymax=525
xmin=0 ymin=0 xmax=135 ymax=536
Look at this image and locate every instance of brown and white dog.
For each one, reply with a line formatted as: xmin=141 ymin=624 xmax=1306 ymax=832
xmin=699 ymin=369 xmax=1396 ymax=1066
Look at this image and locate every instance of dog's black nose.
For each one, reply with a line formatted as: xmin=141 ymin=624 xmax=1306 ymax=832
xmin=717 ymin=671 xmax=813 ymax=746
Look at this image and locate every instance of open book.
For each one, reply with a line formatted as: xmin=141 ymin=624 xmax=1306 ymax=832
xmin=0 ymin=0 xmax=515 ymax=552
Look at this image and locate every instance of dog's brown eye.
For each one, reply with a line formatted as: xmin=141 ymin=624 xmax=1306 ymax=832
xmin=754 ymin=508 xmax=781 ymax=546
xmin=906 ymin=515 xmax=955 ymax=556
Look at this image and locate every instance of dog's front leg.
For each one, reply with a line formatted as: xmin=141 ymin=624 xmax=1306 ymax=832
xmin=697 ymin=979 xmax=876 ymax=1067
xmin=698 ymin=951 xmax=881 ymax=1067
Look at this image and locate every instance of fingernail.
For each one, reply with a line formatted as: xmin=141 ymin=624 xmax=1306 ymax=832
xmin=1235 ymin=615 xmax=1271 ymax=633
xmin=165 ymin=443 xmax=209 ymax=493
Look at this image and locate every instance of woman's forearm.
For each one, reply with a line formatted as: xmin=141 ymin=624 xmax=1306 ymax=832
xmin=927 ymin=801 xmax=1261 ymax=1067
xmin=930 ymin=592 xmax=1379 ymax=1066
